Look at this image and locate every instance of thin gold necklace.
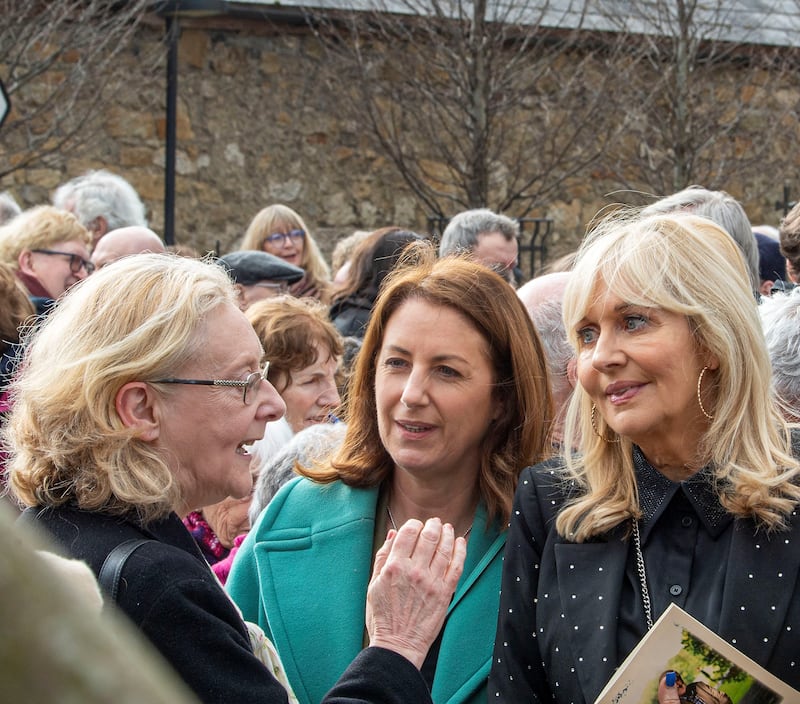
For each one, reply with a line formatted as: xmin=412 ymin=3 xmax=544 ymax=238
xmin=386 ymin=505 xmax=474 ymax=539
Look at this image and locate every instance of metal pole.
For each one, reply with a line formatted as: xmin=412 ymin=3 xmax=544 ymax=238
xmin=164 ymin=15 xmax=179 ymax=246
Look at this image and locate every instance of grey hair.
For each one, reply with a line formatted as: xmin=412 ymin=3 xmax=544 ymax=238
xmin=249 ymin=422 xmax=347 ymax=525
xmin=642 ymin=186 xmax=759 ymax=294
xmin=530 ymin=297 xmax=572 ymax=384
xmin=0 ymin=192 xmax=22 ymax=226
xmin=759 ymin=291 xmax=800 ymax=420
xmin=438 ymin=208 xmax=519 ymax=257
xmin=52 ymin=169 xmax=147 ymax=231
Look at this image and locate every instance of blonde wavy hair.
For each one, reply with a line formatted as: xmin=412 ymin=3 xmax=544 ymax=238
xmin=557 ymin=211 xmax=800 ymax=542
xmin=0 ymin=262 xmax=35 ymax=352
xmin=301 ymin=244 xmax=553 ymax=526
xmin=0 ymin=205 xmax=91 ymax=268
xmin=240 ymin=204 xmax=330 ymax=300
xmin=5 ymin=254 xmax=238 ymax=523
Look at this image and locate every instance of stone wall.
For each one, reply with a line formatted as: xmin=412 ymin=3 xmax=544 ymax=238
xmin=2 ymin=14 xmax=798 ymax=279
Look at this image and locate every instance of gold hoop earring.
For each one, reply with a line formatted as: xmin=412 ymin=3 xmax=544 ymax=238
xmin=696 ymin=366 xmax=714 ymax=420
xmin=591 ymin=404 xmax=620 ymax=443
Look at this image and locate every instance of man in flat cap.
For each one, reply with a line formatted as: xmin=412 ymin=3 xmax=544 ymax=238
xmin=218 ymin=250 xmax=304 ymax=310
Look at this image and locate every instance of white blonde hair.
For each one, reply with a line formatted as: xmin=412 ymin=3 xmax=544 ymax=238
xmin=6 ymin=254 xmax=237 ymax=523
xmin=557 ymin=210 xmax=800 ymax=541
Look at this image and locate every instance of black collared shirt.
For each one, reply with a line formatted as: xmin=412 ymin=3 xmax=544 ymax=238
xmin=618 ymin=446 xmax=734 ymax=658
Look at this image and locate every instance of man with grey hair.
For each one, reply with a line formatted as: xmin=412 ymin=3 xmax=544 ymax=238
xmin=438 ymin=208 xmax=519 ymax=285
xmin=642 ymin=185 xmax=760 ymax=295
xmin=0 ymin=191 xmax=21 ymax=225
xmin=52 ymin=169 xmax=147 ymax=248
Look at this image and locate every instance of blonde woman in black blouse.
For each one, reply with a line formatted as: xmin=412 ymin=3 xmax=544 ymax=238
xmin=490 ymin=212 xmax=800 ymax=703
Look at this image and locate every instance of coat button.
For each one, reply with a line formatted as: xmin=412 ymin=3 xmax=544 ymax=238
xmin=670 ymin=584 xmax=683 ymax=596
xmin=681 ymin=516 xmax=693 ymax=527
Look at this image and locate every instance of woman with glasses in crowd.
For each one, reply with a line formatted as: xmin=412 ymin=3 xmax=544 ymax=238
xmin=0 ymin=204 xmax=93 ymax=315
xmin=186 ymin=295 xmax=345 ymax=584
xmin=7 ymin=253 xmax=467 ymax=704
xmin=241 ymin=204 xmax=331 ymax=302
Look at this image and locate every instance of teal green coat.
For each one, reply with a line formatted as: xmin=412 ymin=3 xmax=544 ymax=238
xmin=227 ymin=477 xmax=506 ymax=704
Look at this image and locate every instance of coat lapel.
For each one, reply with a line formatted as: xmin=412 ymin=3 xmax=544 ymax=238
xmin=433 ymin=504 xmax=506 ymax=704
xmin=555 ymin=531 xmax=628 ymax=703
xmin=718 ymin=516 xmax=800 ymax=667
xmin=254 ymin=484 xmax=378 ymax=704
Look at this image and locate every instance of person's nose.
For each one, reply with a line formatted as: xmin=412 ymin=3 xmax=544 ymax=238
xmin=400 ymin=368 xmax=429 ymax=409
xmin=318 ymin=378 xmax=341 ymax=409
xmin=256 ymin=380 xmax=286 ymax=422
xmin=591 ymin=328 xmax=625 ymax=371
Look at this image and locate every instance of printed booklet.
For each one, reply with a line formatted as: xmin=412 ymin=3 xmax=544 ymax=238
xmin=594 ymin=603 xmax=799 ymax=704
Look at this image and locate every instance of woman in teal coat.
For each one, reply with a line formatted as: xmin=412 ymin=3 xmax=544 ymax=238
xmin=228 ymin=245 xmax=553 ymax=704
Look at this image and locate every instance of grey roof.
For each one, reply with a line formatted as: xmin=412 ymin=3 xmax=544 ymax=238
xmin=227 ymin=0 xmax=800 ymax=47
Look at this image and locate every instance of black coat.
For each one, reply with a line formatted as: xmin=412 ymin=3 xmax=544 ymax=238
xmin=21 ymin=505 xmax=432 ymax=704
xmin=489 ymin=459 xmax=800 ymax=704
xmin=330 ymin=296 xmax=373 ymax=339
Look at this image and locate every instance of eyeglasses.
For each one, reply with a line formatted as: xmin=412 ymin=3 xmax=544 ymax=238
xmin=150 ymin=361 xmax=270 ymax=405
xmin=251 ymin=281 xmax=289 ymax=293
xmin=31 ymin=249 xmax=95 ymax=275
xmin=261 ymin=229 xmax=305 ymax=247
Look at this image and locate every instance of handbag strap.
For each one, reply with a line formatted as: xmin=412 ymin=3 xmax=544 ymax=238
xmin=98 ymin=538 xmax=152 ymax=603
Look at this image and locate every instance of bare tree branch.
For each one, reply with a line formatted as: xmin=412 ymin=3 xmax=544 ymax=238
xmin=307 ymin=0 xmax=630 ymax=218
xmin=0 ymin=1 xmax=160 ymax=180
xmin=594 ymin=0 xmax=800 ymax=200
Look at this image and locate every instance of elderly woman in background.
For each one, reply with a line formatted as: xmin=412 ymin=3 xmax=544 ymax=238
xmin=7 ymin=254 xmax=467 ymax=704
xmin=249 ymin=422 xmax=348 ymax=523
xmin=246 ymin=295 xmax=343 ymax=461
xmin=228 ymin=246 xmax=553 ymax=704
xmin=241 ymin=204 xmax=331 ymax=302
xmin=0 ymin=205 xmax=93 ymax=314
xmin=183 ymin=473 xmax=258 ymax=585
xmin=490 ymin=212 xmax=800 ymax=704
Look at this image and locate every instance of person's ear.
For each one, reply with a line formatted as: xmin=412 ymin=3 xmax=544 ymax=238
xmin=703 ymin=353 xmax=720 ymax=372
xmin=115 ymin=381 xmax=160 ymax=442
xmin=787 ymin=258 xmax=800 ymax=284
xmin=759 ymin=279 xmax=775 ymax=297
xmin=566 ymin=357 xmax=578 ymax=389
xmin=233 ymin=283 xmax=247 ymax=310
xmin=18 ymin=249 xmax=35 ymax=276
xmin=89 ymin=216 xmax=108 ymax=237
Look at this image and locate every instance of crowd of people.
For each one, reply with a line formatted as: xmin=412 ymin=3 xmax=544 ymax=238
xmin=1 ymin=171 xmax=800 ymax=704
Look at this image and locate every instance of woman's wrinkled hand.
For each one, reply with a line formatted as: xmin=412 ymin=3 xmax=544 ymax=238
xmin=365 ymin=517 xmax=467 ymax=669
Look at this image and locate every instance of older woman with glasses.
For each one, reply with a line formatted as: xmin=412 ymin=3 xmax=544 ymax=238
xmin=6 ymin=253 xmax=467 ymax=704
xmin=240 ymin=204 xmax=331 ymax=302
xmin=0 ymin=204 xmax=93 ymax=315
